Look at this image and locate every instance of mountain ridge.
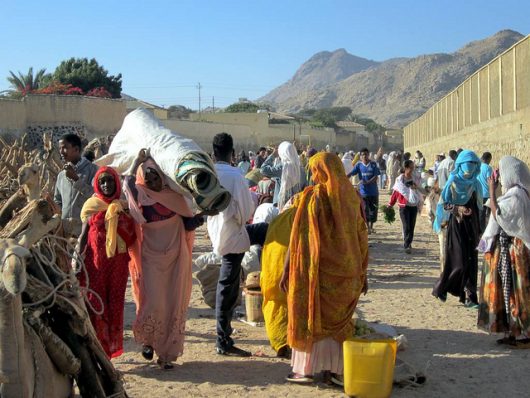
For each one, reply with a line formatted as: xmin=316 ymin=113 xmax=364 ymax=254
xmin=260 ymin=29 xmax=525 ymax=127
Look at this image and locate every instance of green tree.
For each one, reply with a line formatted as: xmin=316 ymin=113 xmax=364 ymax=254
xmin=311 ymin=109 xmax=337 ymax=128
xmin=224 ymin=102 xmax=260 ymax=113
xmin=168 ymin=105 xmax=194 ymax=119
xmin=327 ymin=106 xmax=352 ymax=121
xmin=6 ymin=67 xmax=49 ymax=97
xmin=53 ymin=58 xmax=122 ymax=98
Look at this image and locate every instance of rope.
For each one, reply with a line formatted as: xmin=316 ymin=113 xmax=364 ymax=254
xmin=393 ymin=357 xmax=429 ymax=388
xmin=22 ymin=233 xmax=104 ymax=316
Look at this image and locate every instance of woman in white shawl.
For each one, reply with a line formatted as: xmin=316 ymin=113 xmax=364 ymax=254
xmin=478 ymin=156 xmax=530 ymax=346
xmin=341 ymin=151 xmax=354 ymax=176
xmin=260 ymin=141 xmax=305 ymax=210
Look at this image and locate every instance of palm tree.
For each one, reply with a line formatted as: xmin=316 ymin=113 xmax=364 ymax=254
xmin=6 ymin=67 xmax=48 ymax=96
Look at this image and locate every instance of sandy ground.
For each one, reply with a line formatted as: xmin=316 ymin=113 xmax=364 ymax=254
xmin=112 ymin=193 xmax=530 ymax=397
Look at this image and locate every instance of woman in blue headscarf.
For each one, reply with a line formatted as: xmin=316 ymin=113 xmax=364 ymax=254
xmin=432 ymin=150 xmax=483 ymax=307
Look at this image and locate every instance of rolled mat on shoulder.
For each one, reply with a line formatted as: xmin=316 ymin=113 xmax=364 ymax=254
xmin=175 ymin=154 xmax=231 ymax=212
xmin=96 ymin=108 xmax=231 ymax=213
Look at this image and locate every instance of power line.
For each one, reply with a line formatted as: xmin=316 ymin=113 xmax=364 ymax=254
xmin=196 ymin=82 xmax=202 ymax=116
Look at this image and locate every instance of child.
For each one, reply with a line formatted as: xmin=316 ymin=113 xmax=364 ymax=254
xmin=78 ymin=166 xmax=136 ymax=358
xmin=388 ymin=160 xmax=423 ymax=254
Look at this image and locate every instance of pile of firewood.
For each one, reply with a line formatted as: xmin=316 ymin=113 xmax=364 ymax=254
xmin=0 ymin=199 xmax=128 ymax=397
xmin=0 ymin=133 xmax=127 ymax=397
xmin=0 ymin=132 xmax=63 ymax=229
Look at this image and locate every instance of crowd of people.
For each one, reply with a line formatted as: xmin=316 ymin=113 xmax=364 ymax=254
xmin=52 ymin=131 xmax=530 ymax=385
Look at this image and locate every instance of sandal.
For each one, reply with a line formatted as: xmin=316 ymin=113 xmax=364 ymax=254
xmin=286 ymin=373 xmax=313 ymax=384
xmin=511 ymin=338 xmax=530 ymax=349
xmin=157 ymin=358 xmax=174 ymax=370
xmin=142 ymin=345 xmax=154 ymax=360
xmin=276 ymin=346 xmax=292 ymax=359
xmin=330 ymin=373 xmax=344 ymax=387
xmin=496 ymin=336 xmax=516 ymax=346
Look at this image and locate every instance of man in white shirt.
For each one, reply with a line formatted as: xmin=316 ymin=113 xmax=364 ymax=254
xmin=437 ymin=150 xmax=457 ymax=189
xmin=207 ymin=133 xmax=268 ymax=357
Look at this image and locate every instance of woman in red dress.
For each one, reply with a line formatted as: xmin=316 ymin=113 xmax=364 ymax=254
xmin=78 ymin=166 xmax=136 ymax=358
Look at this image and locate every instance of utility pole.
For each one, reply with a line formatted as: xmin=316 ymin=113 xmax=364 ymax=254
xmin=197 ymin=82 xmax=202 ymax=117
xmin=212 ymin=96 xmax=215 ymax=113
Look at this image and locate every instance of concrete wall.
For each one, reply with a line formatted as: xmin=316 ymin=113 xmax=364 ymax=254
xmin=0 ymin=94 xmax=126 ymax=140
xmin=162 ymin=117 xmax=336 ymax=152
xmin=404 ymin=35 xmax=530 ymax=166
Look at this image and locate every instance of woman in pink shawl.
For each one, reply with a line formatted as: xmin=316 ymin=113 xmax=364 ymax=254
xmin=125 ymin=149 xmax=204 ymax=369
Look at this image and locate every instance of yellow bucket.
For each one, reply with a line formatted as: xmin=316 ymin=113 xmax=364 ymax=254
xmin=343 ymin=338 xmax=397 ymax=398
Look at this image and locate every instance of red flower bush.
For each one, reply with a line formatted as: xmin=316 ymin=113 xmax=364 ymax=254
xmin=34 ymin=81 xmax=72 ymax=94
xmin=64 ymin=86 xmax=84 ymax=95
xmin=86 ymin=87 xmax=112 ymax=98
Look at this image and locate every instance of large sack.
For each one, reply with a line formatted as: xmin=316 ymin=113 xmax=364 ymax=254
xmin=96 ymin=109 xmax=230 ymax=212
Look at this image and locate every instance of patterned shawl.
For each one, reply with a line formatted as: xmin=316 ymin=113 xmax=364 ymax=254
xmin=287 ymin=152 xmax=369 ymax=352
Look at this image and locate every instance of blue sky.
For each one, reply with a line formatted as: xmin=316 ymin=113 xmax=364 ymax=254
xmin=1 ymin=0 xmax=528 ymax=109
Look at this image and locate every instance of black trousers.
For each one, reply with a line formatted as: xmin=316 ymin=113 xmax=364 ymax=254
xmin=216 ymin=222 xmax=268 ymax=350
xmin=399 ymin=206 xmax=418 ymax=249
xmin=479 ymin=198 xmax=491 ymax=232
xmin=363 ymin=195 xmax=379 ymax=223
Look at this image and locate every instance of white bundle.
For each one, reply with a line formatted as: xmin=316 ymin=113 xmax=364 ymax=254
xmin=96 ymin=109 xmax=230 ymax=211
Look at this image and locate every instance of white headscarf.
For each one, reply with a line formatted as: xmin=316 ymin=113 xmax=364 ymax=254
xmin=277 ymin=141 xmax=301 ymax=209
xmin=481 ymin=156 xmax=530 ymax=250
xmin=499 ymin=155 xmax=530 ymax=193
xmin=341 ymin=152 xmax=354 ymax=175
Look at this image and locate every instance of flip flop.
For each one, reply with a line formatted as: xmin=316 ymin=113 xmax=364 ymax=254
xmin=496 ymin=336 xmax=516 ymax=346
xmin=511 ymin=338 xmax=530 ymax=349
xmin=156 ymin=358 xmax=174 ymax=370
xmin=286 ymin=373 xmax=313 ymax=384
xmin=330 ymin=374 xmax=344 ymax=387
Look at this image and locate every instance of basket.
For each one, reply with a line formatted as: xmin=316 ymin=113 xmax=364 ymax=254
xmin=243 ymin=288 xmax=264 ymax=323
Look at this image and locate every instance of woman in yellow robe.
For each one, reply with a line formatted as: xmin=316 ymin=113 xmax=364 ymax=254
xmin=260 ymin=207 xmax=296 ymax=357
xmin=280 ymin=152 xmax=369 ymax=384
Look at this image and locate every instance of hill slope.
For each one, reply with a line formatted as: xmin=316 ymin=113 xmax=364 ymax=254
xmin=261 ymin=30 xmax=524 ymax=127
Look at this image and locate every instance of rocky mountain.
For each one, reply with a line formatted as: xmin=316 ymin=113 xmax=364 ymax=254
xmin=260 ymin=30 xmax=524 ymax=127
xmin=262 ymin=49 xmax=379 ymax=104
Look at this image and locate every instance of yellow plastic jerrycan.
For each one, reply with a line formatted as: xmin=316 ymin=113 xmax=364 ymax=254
xmin=343 ymin=337 xmax=397 ymax=398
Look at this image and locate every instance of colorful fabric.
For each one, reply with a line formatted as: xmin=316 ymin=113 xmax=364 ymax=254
xmin=441 ymin=150 xmax=482 ymax=205
xmin=391 ymin=174 xmax=423 ymax=211
xmin=81 ymin=167 xmax=135 ymax=258
xmin=79 ymin=166 xmax=135 ymax=358
xmin=478 ymin=238 xmax=530 ymax=336
xmin=434 ymin=150 xmax=482 ymax=234
xmin=128 ymin=160 xmax=195 ymax=362
xmin=124 ymin=159 xmax=194 ymax=224
xmin=287 ymin=152 xmax=368 ymax=352
xmin=261 ymin=208 xmax=296 ymax=352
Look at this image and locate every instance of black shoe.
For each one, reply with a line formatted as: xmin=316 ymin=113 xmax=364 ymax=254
xmin=432 ymin=291 xmax=447 ymax=302
xmin=142 ymin=345 xmax=154 ymax=360
xmin=216 ymin=345 xmax=251 ymax=357
xmin=276 ymin=346 xmax=292 ymax=359
xmin=157 ymin=358 xmax=174 ymax=369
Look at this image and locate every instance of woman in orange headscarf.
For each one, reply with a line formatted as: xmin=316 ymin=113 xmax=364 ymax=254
xmin=280 ymin=152 xmax=369 ymax=384
xmin=78 ymin=166 xmax=136 ymax=358
xmin=125 ymin=149 xmax=204 ymax=369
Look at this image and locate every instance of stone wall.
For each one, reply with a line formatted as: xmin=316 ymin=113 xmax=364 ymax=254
xmin=0 ymin=94 xmax=126 ymax=144
xmin=404 ymin=35 xmax=530 ymax=167
xmin=162 ymin=117 xmax=337 ymax=152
